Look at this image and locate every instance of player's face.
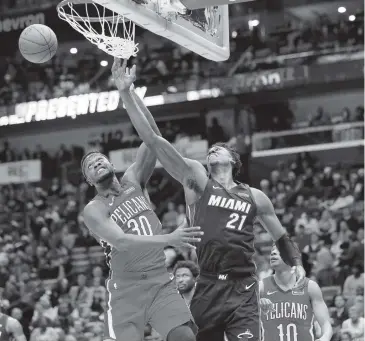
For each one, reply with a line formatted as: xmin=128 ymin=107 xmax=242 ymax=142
xmin=84 ymin=154 xmax=114 ymax=185
xmin=175 ymin=268 xmax=195 ymax=293
xmin=207 ymin=146 xmax=233 ymax=167
xmin=270 ymin=246 xmax=286 ymax=269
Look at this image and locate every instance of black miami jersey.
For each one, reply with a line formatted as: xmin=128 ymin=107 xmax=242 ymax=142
xmin=187 ymin=178 xmax=257 ymax=275
xmin=91 ymin=180 xmax=165 ymax=274
xmin=261 ymin=276 xmax=315 ymax=341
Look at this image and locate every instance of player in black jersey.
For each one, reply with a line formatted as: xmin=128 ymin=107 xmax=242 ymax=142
xmin=0 ymin=312 xmax=26 ymax=341
xmin=113 ymin=59 xmax=305 ymax=341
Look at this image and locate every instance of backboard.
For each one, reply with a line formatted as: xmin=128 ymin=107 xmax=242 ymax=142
xmin=93 ymin=0 xmax=230 ymax=61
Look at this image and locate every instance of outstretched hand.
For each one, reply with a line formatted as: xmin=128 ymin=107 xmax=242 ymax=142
xmin=111 ymin=57 xmax=136 ymax=92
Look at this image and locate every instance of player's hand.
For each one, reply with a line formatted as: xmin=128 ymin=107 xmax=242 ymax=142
xmin=112 ymin=58 xmax=136 ymax=91
xmin=168 ymin=222 xmax=203 ymax=249
xmin=260 ymin=298 xmax=274 ymax=313
xmin=292 ymin=265 xmax=306 ymax=288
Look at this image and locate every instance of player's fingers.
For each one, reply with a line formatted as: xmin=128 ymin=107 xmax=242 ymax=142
xmin=183 ymin=226 xmax=202 ymax=232
xmin=184 ymin=231 xmax=204 ymax=237
xmin=131 ymin=64 xmax=137 ymax=75
xmin=182 ymin=243 xmax=196 ymax=249
xmin=121 ymin=58 xmax=127 ymax=70
xmin=182 ymin=235 xmax=201 ymax=243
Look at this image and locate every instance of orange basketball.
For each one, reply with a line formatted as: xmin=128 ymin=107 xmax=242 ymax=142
xmin=19 ymin=24 xmax=58 ymax=64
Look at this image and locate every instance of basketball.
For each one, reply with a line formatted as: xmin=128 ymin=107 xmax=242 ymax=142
xmin=19 ymin=24 xmax=58 ymax=64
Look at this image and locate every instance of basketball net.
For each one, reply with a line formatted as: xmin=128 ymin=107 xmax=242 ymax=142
xmin=57 ymin=0 xmax=139 ymax=59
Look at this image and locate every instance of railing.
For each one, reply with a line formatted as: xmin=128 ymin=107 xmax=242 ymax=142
xmin=252 ymin=121 xmax=364 ymax=157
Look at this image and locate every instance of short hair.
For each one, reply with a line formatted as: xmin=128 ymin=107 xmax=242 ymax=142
xmin=173 ymin=260 xmax=200 ymax=278
xmin=211 ymin=142 xmax=242 ymax=178
xmin=80 ymin=150 xmax=107 ymax=179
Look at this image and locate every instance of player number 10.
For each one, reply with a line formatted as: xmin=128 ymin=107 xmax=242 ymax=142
xmin=226 ymin=213 xmax=247 ymax=231
xmin=128 ymin=215 xmax=153 ymax=236
xmin=277 ymin=323 xmax=298 ymax=341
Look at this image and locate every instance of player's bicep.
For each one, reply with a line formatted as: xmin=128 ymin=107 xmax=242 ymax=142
xmin=252 ymin=188 xmax=286 ymax=241
xmin=309 ymin=280 xmax=331 ymax=328
xmin=83 ymin=202 xmax=125 ymax=251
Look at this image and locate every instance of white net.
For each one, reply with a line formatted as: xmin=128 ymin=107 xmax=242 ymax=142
xmin=57 ymin=0 xmax=139 ymax=59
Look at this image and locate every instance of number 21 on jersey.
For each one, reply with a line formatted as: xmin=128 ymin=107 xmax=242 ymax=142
xmin=128 ymin=215 xmax=153 ymax=236
xmin=226 ymin=213 xmax=247 ymax=231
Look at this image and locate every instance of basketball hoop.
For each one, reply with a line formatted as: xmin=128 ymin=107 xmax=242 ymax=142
xmin=57 ymin=0 xmax=139 ymax=59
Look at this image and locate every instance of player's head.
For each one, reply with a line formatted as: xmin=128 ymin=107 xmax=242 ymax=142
xmin=270 ymin=244 xmax=290 ymax=271
xmin=173 ymin=260 xmax=199 ymax=294
xmin=81 ymin=151 xmax=115 ymax=185
xmin=206 ymin=142 xmax=241 ymax=178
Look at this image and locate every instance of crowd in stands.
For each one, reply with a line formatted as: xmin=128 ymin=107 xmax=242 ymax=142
xmin=0 ymin=4 xmax=363 ymax=106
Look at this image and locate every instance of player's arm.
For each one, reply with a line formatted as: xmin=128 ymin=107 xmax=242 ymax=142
xmin=308 ymin=280 xmax=333 ymax=341
xmin=113 ymin=59 xmax=208 ymax=201
xmin=123 ymin=89 xmax=162 ymax=188
xmin=83 ymin=200 xmax=202 ymax=250
xmin=251 ymin=188 xmax=303 ymax=268
xmin=8 ymin=317 xmax=27 ymax=341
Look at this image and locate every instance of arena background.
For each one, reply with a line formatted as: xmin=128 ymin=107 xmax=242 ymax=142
xmin=0 ymin=0 xmax=363 ymax=340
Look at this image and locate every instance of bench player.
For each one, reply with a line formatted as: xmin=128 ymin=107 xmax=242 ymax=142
xmin=260 ymin=245 xmax=333 ymax=341
xmin=82 ymin=81 xmax=202 ymax=341
xmin=0 ymin=311 xmax=26 ymax=341
xmin=112 ymin=58 xmax=305 ymax=341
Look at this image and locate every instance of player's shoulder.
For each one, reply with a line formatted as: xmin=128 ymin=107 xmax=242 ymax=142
xmin=307 ymin=278 xmax=323 ymax=297
xmin=83 ymin=198 xmax=108 ymax=220
xmin=250 ymin=187 xmax=273 ymax=211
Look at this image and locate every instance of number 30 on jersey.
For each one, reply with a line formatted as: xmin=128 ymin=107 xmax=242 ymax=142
xmin=128 ymin=215 xmax=154 ymax=236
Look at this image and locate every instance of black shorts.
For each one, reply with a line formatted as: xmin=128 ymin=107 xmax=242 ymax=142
xmin=190 ymin=273 xmax=260 ymax=341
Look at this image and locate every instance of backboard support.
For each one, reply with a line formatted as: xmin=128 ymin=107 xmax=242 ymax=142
xmin=93 ymin=0 xmax=230 ymax=61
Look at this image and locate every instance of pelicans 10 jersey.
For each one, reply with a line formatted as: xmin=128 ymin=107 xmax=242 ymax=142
xmin=261 ymin=276 xmax=315 ymax=341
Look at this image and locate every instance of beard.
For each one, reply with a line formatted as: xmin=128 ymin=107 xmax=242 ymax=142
xmin=95 ymin=170 xmax=114 ymax=184
xmin=178 ymin=282 xmax=194 ymax=294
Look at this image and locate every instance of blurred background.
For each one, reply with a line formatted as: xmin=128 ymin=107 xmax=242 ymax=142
xmin=0 ymin=0 xmax=363 ymax=340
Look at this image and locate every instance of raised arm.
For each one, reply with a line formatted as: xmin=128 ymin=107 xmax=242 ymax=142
xmin=112 ymin=59 xmax=208 ymax=202
xmin=308 ymin=280 xmax=333 ymax=341
xmin=251 ymin=187 xmax=305 ymax=285
xmin=114 ymin=61 xmax=161 ymax=188
xmin=8 ymin=317 xmax=27 ymax=341
xmin=83 ymin=200 xmax=202 ymax=250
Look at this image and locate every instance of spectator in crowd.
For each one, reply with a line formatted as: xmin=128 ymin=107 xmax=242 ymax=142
xmin=207 ymin=117 xmax=226 ymax=146
xmin=342 ymin=264 xmax=364 ymax=304
xmin=341 ymin=305 xmax=364 ymax=341
xmin=331 ymin=295 xmax=349 ymax=330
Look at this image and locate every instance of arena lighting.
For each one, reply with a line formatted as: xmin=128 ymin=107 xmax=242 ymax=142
xmin=349 ymin=15 xmax=356 ymax=21
xmin=248 ymin=19 xmax=259 ymax=27
xmin=232 ymin=31 xmax=237 ymax=38
xmin=338 ymin=6 xmax=346 ymax=13
xmin=100 ymin=60 xmax=108 ymax=67
xmin=70 ymin=47 xmax=77 ymax=54
xmin=167 ymin=86 xmax=178 ymax=93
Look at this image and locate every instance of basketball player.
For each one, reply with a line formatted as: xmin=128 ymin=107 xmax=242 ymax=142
xmin=112 ymin=58 xmax=305 ymax=341
xmin=260 ymin=245 xmax=333 ymax=341
xmin=0 ymin=311 xmax=26 ymax=341
xmin=82 ymin=85 xmax=203 ymax=341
